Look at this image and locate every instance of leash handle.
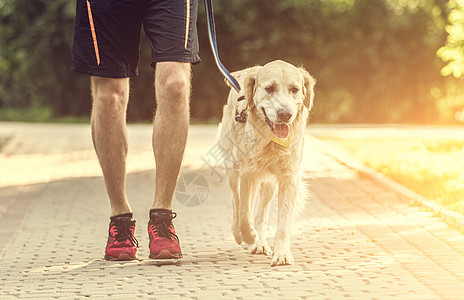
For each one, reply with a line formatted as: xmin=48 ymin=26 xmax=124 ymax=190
xmin=205 ymin=0 xmax=241 ymax=92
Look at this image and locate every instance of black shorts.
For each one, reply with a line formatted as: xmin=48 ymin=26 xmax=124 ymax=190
xmin=71 ymin=0 xmax=201 ymax=78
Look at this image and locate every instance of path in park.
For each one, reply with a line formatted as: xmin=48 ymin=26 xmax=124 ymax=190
xmin=0 ymin=122 xmax=463 ymax=299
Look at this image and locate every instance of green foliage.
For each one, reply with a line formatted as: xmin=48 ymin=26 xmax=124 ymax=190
xmin=0 ymin=0 xmax=453 ymax=123
xmin=0 ymin=105 xmax=53 ymax=122
xmin=194 ymin=0 xmax=448 ymax=123
xmin=437 ymin=0 xmax=464 ymax=78
xmin=0 ymin=0 xmax=90 ymax=116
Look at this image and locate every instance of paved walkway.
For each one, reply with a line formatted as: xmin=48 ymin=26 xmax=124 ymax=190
xmin=0 ymin=122 xmax=463 ymax=299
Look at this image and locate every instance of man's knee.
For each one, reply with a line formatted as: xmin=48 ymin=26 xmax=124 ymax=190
xmin=91 ymin=77 xmax=130 ymax=113
xmin=155 ymin=62 xmax=191 ymax=108
xmin=162 ymin=76 xmax=189 ymax=99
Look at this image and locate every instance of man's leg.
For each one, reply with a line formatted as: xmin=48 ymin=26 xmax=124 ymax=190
xmin=152 ymin=62 xmax=191 ymax=209
xmin=91 ymin=77 xmax=132 ymax=217
xmin=91 ymin=77 xmax=138 ymax=261
xmin=147 ymin=62 xmax=190 ymax=259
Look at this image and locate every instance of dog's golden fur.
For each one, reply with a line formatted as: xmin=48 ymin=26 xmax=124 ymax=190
xmin=219 ymin=60 xmax=315 ymax=266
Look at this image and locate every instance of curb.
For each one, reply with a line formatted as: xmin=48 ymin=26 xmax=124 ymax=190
xmin=308 ymin=135 xmax=464 ymax=234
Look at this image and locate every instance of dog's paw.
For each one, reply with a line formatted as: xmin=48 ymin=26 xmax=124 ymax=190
xmin=251 ymin=243 xmax=272 ymax=256
xmin=271 ymin=248 xmax=294 ymax=267
xmin=240 ymin=226 xmax=257 ymax=245
xmin=232 ymin=227 xmax=243 ymax=245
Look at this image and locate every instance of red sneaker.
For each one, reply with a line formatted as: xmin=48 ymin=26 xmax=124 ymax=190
xmin=148 ymin=209 xmax=182 ymax=259
xmin=104 ymin=214 xmax=138 ymax=261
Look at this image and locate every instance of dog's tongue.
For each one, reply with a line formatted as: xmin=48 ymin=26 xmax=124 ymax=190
xmin=273 ymin=123 xmax=290 ymax=139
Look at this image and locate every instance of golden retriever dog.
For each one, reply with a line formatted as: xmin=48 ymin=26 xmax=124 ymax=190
xmin=219 ymin=60 xmax=315 ymax=266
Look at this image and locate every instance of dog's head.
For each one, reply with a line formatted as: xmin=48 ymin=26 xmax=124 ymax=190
xmin=244 ymin=60 xmax=315 ymax=139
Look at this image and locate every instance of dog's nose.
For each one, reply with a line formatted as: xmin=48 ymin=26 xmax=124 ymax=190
xmin=277 ymin=109 xmax=292 ymax=122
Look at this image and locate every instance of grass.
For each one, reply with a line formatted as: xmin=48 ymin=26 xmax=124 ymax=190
xmin=0 ymin=106 xmax=220 ymax=124
xmin=0 ymin=106 xmax=89 ymax=123
xmin=322 ymin=137 xmax=464 ymax=216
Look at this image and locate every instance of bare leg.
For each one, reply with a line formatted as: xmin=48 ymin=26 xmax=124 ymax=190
xmin=90 ymin=77 xmax=132 ymax=217
xmin=152 ymin=62 xmax=191 ymax=210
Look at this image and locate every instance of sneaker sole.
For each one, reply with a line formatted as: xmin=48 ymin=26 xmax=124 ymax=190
xmin=104 ymin=254 xmax=137 ymax=261
xmin=149 ymin=250 xmax=183 ymax=259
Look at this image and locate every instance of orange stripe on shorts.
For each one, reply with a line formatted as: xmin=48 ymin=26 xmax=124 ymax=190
xmin=184 ymin=0 xmax=191 ymax=50
xmin=86 ymin=0 xmax=100 ymax=66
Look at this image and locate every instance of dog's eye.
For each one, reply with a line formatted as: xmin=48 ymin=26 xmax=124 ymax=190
xmin=290 ymin=86 xmax=299 ymax=94
xmin=265 ymin=85 xmax=275 ymax=94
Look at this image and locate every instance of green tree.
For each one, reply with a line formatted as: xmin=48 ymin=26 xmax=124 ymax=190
xmin=0 ymin=0 xmax=452 ymax=123
xmin=194 ymin=0 xmax=448 ymax=122
xmin=0 ymin=0 xmax=90 ymax=116
xmin=437 ymin=0 xmax=464 ymax=78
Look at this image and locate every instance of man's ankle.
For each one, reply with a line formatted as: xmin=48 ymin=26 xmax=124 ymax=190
xmin=110 ymin=213 xmax=133 ymax=220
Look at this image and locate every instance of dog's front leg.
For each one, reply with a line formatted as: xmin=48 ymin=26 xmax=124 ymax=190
xmin=271 ymin=175 xmax=299 ymax=266
xmin=238 ymin=173 xmax=258 ymax=245
xmin=227 ymin=169 xmax=243 ymax=244
xmin=251 ymin=182 xmax=275 ymax=256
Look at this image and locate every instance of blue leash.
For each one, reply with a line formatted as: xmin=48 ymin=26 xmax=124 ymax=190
xmin=204 ymin=0 xmax=241 ymax=92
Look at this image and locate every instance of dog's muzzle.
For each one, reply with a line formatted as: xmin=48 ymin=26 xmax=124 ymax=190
xmin=261 ymin=108 xmax=290 ymax=139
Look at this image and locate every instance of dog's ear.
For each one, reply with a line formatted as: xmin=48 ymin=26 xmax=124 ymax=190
xmin=244 ymin=74 xmax=256 ymax=108
xmin=224 ymin=66 xmax=261 ymax=89
xmin=299 ymin=67 xmax=316 ymax=109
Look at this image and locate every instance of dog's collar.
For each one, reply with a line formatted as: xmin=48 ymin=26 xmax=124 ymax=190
xmin=271 ymin=136 xmax=291 ymax=148
xmin=235 ymin=95 xmax=247 ymax=123
xmin=235 ymin=109 xmax=247 ymax=123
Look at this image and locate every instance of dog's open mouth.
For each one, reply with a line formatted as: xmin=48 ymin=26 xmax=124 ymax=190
xmin=262 ymin=108 xmax=290 ymax=139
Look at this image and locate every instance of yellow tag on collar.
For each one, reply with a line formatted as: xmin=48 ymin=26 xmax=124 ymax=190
xmin=271 ymin=136 xmax=291 ymax=148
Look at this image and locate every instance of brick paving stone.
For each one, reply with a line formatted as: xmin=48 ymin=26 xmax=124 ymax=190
xmin=0 ymin=123 xmax=463 ymax=299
